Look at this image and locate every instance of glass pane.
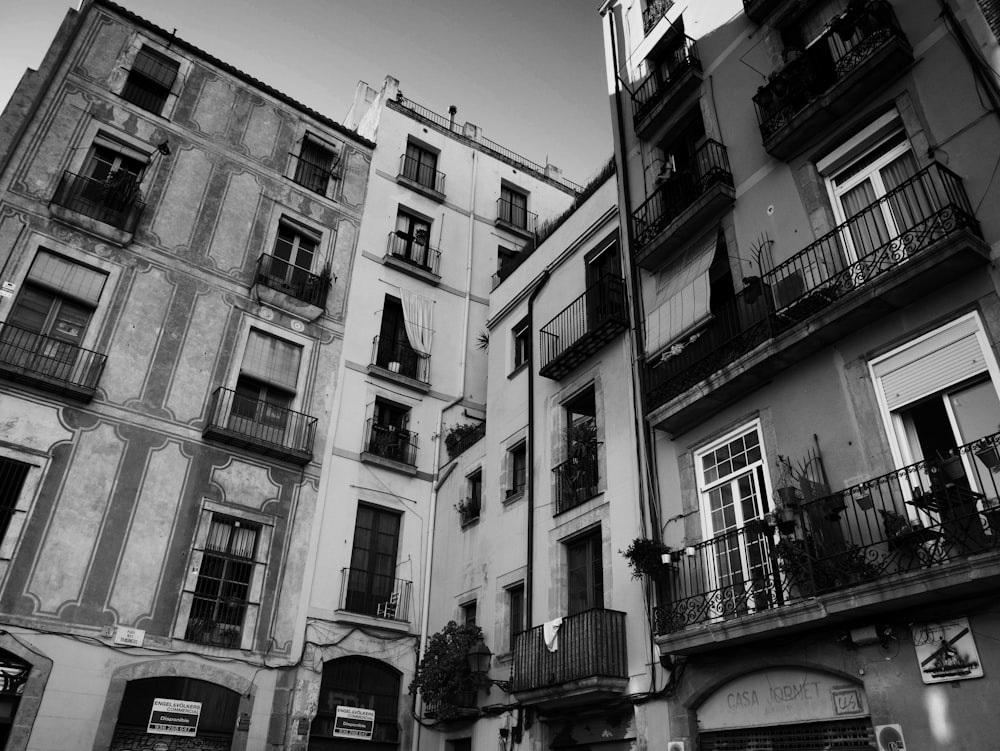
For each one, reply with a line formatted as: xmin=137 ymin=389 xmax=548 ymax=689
xmin=841 ymin=179 xmax=888 ymax=257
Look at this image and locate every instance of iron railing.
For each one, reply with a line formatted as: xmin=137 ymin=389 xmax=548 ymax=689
xmin=290 ymin=152 xmax=337 ymax=195
xmin=654 ymin=432 xmax=1000 ymax=635
xmin=631 ymin=140 xmax=733 ymax=252
xmin=512 ymin=608 xmax=627 ymax=692
xmin=386 ymin=231 xmax=441 ymax=275
xmin=364 ymin=419 xmax=418 ymax=466
xmin=497 ymin=198 xmax=538 ymax=234
xmin=339 ymin=567 xmax=412 ymax=621
xmin=644 ymin=162 xmax=980 ymax=411
xmin=205 ymin=387 xmax=317 ymax=457
xmin=399 ymin=153 xmax=446 ymax=194
xmin=371 ymin=335 xmax=429 ymax=383
xmin=552 ymin=452 xmax=600 ymax=515
xmin=254 ymin=253 xmax=331 ymax=308
xmin=448 ymin=422 xmax=486 ymax=460
xmin=185 ymin=595 xmax=248 ymax=648
xmin=539 ymin=275 xmax=627 ymax=373
xmin=50 ymin=170 xmax=145 ymax=233
xmin=0 ymin=322 xmax=106 ymax=396
xmin=632 ymin=35 xmax=701 ymax=124
xmin=642 ymin=0 xmax=675 ymax=35
xmin=753 ymin=0 xmax=906 ymax=140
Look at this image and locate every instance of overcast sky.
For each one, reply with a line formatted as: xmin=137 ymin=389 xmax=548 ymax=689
xmin=0 ymin=0 xmax=614 ymax=184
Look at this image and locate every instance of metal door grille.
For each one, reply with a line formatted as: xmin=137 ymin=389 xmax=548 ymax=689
xmin=700 ymin=719 xmax=875 ymax=750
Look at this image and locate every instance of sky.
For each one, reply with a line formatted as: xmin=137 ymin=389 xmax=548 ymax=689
xmin=0 ymin=0 xmax=614 ymax=185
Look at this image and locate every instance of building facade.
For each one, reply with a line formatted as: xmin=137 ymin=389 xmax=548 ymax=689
xmin=602 ymin=0 xmax=1000 ymax=748
xmin=0 ymin=1 xmax=372 ymax=748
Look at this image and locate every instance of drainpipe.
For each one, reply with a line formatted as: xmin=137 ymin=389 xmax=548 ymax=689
xmin=525 ymin=269 xmax=550 ymax=630
xmin=937 ymin=0 xmax=1000 ymax=120
xmin=411 ymin=148 xmax=478 ymax=751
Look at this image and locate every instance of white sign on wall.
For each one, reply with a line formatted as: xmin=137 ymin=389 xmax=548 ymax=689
xmin=147 ymin=698 xmax=201 ymax=736
xmin=911 ymin=617 xmax=983 ymax=684
xmin=113 ymin=626 xmax=145 ymax=647
xmin=332 ymin=706 xmax=376 ymax=740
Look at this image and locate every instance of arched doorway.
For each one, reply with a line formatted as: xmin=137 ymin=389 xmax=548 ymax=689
xmin=109 ymin=677 xmax=240 ymax=751
xmin=308 ymin=657 xmax=401 ymax=751
xmin=0 ymin=649 xmax=30 ymax=749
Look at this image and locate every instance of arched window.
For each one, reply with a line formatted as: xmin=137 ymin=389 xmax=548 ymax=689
xmin=309 ymin=657 xmax=401 ymax=751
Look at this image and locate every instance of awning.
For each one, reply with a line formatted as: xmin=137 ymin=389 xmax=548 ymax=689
xmin=644 ymin=232 xmax=717 ymax=356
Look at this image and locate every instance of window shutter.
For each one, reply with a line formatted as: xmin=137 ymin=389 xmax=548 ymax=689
xmin=241 ymin=331 xmax=302 ymax=391
xmin=27 ymin=251 xmax=106 ymax=305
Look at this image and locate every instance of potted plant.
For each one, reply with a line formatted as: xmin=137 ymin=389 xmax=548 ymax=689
xmin=822 ymin=491 xmax=848 ymax=521
xmin=974 ymin=434 xmax=1000 ymax=472
xmin=776 ymin=506 xmax=798 ymax=535
xmin=443 ymin=423 xmax=482 ymax=459
xmin=774 ymin=455 xmax=801 ymax=507
xmin=409 ymin=621 xmax=490 ymax=720
xmin=936 ymin=453 xmax=966 ymax=482
xmin=455 ymin=496 xmax=481 ymax=524
xmin=565 ymin=419 xmax=599 ymax=498
xmin=621 ymin=538 xmax=673 ymax=580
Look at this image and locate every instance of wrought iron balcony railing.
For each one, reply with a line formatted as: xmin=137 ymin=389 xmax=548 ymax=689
xmin=512 ymin=608 xmax=627 ymax=692
xmin=631 ymin=140 xmax=733 ymax=253
xmin=631 ymin=35 xmax=701 ymax=124
xmin=644 ymin=162 xmax=980 ymax=412
xmin=642 ymin=0 xmax=675 ymax=35
xmin=496 ymin=198 xmax=538 ymax=234
xmin=50 ymin=170 xmax=145 ymax=233
xmin=185 ymin=595 xmax=248 ymax=648
xmin=0 ymin=322 xmax=107 ymax=400
xmin=254 ymin=253 xmax=331 ymax=308
xmin=290 ymin=152 xmax=338 ymax=195
xmin=399 ymin=153 xmax=446 ymax=195
xmin=753 ymin=0 xmax=906 ymax=141
xmin=539 ymin=275 xmax=628 ymax=379
xmin=386 ymin=231 xmax=441 ymax=275
xmin=339 ymin=567 xmax=412 ymax=622
xmin=371 ymin=335 xmax=429 ymax=383
xmin=203 ymin=387 xmax=317 ymax=464
xmin=654 ymin=432 xmax=1000 ymax=635
xmin=552 ymin=451 xmax=600 ymax=515
xmin=364 ymin=419 xmax=418 ymax=466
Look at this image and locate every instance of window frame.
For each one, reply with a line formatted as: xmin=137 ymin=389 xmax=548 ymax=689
xmin=460 ymin=600 xmax=478 ymax=628
xmin=507 ymin=441 xmax=527 ymax=500
xmin=291 ymin=134 xmax=339 ymax=198
xmin=565 ymin=527 xmax=604 ymax=615
xmin=512 ymin=317 xmax=530 ymax=371
xmin=118 ymin=44 xmax=182 ymax=117
xmin=499 ymin=183 xmax=530 ymax=230
xmin=506 ymin=583 xmax=525 ymax=652
xmin=403 ymin=139 xmax=441 ymax=192
xmin=0 ymin=450 xmax=41 ymax=561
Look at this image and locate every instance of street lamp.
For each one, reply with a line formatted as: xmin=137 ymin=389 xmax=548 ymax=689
xmin=466 ymin=637 xmax=511 ymax=693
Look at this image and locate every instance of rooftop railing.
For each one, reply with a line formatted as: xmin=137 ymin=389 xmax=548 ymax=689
xmin=51 ymin=170 xmax=145 ymax=233
xmin=0 ymin=323 xmax=107 ymax=399
xmin=254 ymin=254 xmax=331 ymax=308
xmin=654 ymin=431 xmax=1000 ymax=635
xmin=339 ymin=568 xmax=412 ymax=622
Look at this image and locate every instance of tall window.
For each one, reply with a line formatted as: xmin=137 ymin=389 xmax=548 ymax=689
xmin=507 ymin=583 xmax=524 ymax=651
xmin=461 ymin=601 xmax=477 ymax=627
xmin=559 ymin=388 xmax=599 ymax=509
xmin=566 ymin=530 xmax=603 ymax=615
xmin=512 ymin=318 xmax=530 ymax=369
xmin=366 ymin=398 xmax=415 ymax=465
xmin=52 ymin=137 xmax=148 ymax=230
xmin=231 ymin=330 xmax=302 ymax=445
xmin=375 ymin=296 xmax=422 ymax=380
xmin=403 ymin=142 xmax=440 ymax=190
xmin=696 ymin=424 xmax=772 ymax=613
xmin=271 ymin=222 xmax=319 ymax=290
xmin=185 ymin=516 xmax=259 ymax=647
xmin=499 ymin=185 xmax=529 ymax=230
xmin=293 ymin=136 xmax=337 ymax=195
xmin=0 ymin=458 xmax=30 ymax=546
xmin=346 ymin=504 xmax=401 ymax=618
xmin=461 ymin=470 xmax=482 ymax=524
xmin=311 ymin=657 xmax=401 ymax=746
xmin=392 ymin=211 xmax=432 ymax=269
xmin=121 ymin=46 xmax=179 ymax=115
xmin=508 ymin=442 xmax=527 ymax=498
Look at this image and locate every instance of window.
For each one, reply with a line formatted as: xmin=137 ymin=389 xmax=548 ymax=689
xmin=391 ymin=211 xmax=433 ymax=270
xmin=696 ymin=423 xmax=773 ymax=614
xmin=556 ymin=388 xmax=599 ymax=511
xmin=121 ymin=46 xmax=179 ymax=115
xmin=230 ymin=330 xmax=302 ymax=445
xmin=311 ymin=657 xmax=401 ymax=745
xmin=375 ymin=296 xmax=424 ymax=381
xmin=508 ymin=442 xmax=527 ymax=498
xmin=345 ymin=504 xmax=402 ymax=618
xmin=507 ymin=583 xmax=524 ymax=651
xmin=499 ymin=185 xmax=529 ymax=230
xmin=0 ymin=250 xmax=107 ymax=384
xmin=0 ymin=458 xmax=30 ymax=546
xmin=402 ymin=141 xmax=441 ymax=191
xmin=293 ymin=135 xmax=337 ymax=195
xmin=366 ymin=397 xmax=415 ymax=465
xmin=461 ymin=600 xmax=477 ymax=627
xmin=566 ymin=530 xmax=603 ymax=615
xmin=268 ymin=221 xmax=319 ymax=293
xmin=460 ymin=470 xmax=482 ymax=524
xmin=185 ymin=516 xmax=259 ymax=647
xmin=512 ymin=318 xmax=530 ymax=370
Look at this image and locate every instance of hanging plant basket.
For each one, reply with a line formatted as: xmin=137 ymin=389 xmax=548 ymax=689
xmin=975 ymin=443 xmax=1000 ymax=472
xmin=776 ymin=486 xmax=800 ymax=507
xmin=621 ymin=538 xmax=673 ymax=580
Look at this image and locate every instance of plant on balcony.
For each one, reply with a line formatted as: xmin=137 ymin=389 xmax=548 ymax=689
xmin=774 ymin=455 xmax=801 ymax=507
xmin=621 ymin=538 xmax=673 ymax=580
xmin=776 ymin=537 xmax=877 ymax=595
xmin=444 ymin=423 xmax=481 ymax=459
xmin=455 ymin=496 xmax=481 ymax=523
xmin=564 ymin=419 xmax=599 ymax=499
xmin=409 ymin=621 xmax=490 ymax=720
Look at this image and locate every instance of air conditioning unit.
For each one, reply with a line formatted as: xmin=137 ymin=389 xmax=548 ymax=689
xmin=667 ymin=742 xmax=686 ymax=751
xmin=874 ymin=724 xmax=906 ymax=751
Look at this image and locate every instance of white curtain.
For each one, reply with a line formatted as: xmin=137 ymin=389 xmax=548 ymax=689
xmin=400 ymin=289 xmax=434 ymax=357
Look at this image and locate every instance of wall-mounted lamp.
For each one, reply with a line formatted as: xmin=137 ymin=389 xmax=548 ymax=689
xmin=466 ymin=637 xmax=511 ymax=693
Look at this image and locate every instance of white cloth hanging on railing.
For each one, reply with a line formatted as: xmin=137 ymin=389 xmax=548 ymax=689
xmin=543 ymin=617 xmax=563 ymax=652
xmin=401 ymin=288 xmax=434 ymax=357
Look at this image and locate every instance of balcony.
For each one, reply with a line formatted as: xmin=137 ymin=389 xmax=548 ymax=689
xmin=203 ymin=387 xmax=316 ymax=465
xmin=290 ymin=152 xmax=338 ymax=196
xmin=185 ymin=598 xmax=245 ymax=649
xmin=631 ymin=140 xmax=734 ymax=269
xmin=632 ymin=36 xmax=703 ymax=141
xmin=654 ymin=432 xmax=1000 ymax=655
xmin=338 ymin=567 xmax=412 ymax=623
xmin=552 ymin=452 xmax=600 ymax=515
xmin=496 ymin=198 xmax=537 ymax=238
xmin=397 ymin=153 xmax=446 ymax=201
xmin=252 ymin=254 xmax=331 ymax=320
xmin=512 ymin=608 xmax=628 ymax=709
xmin=644 ymin=162 xmax=987 ymax=434
xmin=362 ymin=419 xmax=418 ymax=472
xmin=0 ymin=323 xmax=106 ymax=401
xmin=539 ymin=275 xmax=628 ymax=380
xmin=753 ymin=1 xmax=912 ymax=159
xmin=369 ymin=335 xmax=430 ymax=391
xmin=50 ymin=170 xmax=145 ymax=243
xmin=642 ymin=0 xmax=675 ymax=35
xmin=384 ymin=231 xmax=441 ymax=284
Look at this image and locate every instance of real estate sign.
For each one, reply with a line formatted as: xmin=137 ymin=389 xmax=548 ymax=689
xmin=332 ymin=706 xmax=376 ymax=740
xmin=147 ymin=698 xmax=202 ymax=736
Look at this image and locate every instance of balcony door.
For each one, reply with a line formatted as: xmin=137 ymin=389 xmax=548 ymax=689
xmin=585 ymin=241 xmax=623 ymax=326
xmin=567 ymin=530 xmax=603 ymax=615
xmin=347 ymin=505 xmax=401 ymax=617
xmin=230 ymin=330 xmax=302 ymax=446
xmin=272 ymin=223 xmax=318 ymax=293
xmin=698 ymin=424 xmax=774 ymax=615
xmin=394 ymin=212 xmax=431 ymax=268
